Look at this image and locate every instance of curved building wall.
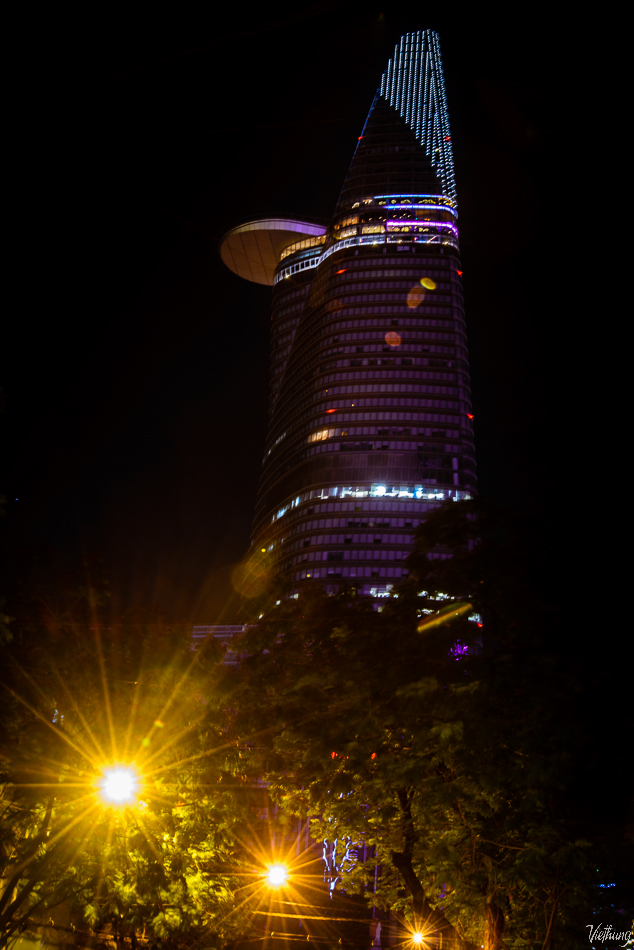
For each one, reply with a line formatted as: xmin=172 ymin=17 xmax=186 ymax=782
xmin=252 ymin=238 xmax=476 ymax=595
xmin=233 ymin=31 xmax=477 ymax=596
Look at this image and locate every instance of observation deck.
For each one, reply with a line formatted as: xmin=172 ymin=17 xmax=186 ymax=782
xmin=219 ymin=217 xmax=327 ymax=286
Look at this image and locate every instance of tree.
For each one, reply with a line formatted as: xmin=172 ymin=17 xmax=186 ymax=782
xmin=0 ymin=563 xmax=264 ymax=949
xmin=231 ymin=501 xmax=634 ymax=950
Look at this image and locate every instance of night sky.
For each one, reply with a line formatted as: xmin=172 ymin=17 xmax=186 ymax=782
xmin=3 ymin=5 xmax=592 ymax=623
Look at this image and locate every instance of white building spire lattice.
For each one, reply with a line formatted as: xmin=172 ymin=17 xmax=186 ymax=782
xmin=379 ymin=30 xmax=457 ymax=209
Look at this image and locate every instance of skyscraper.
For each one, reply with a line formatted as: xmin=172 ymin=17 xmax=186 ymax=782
xmin=221 ymin=30 xmax=476 ymax=596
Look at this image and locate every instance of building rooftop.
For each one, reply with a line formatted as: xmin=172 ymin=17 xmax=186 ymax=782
xmin=219 ymin=217 xmax=327 ymax=286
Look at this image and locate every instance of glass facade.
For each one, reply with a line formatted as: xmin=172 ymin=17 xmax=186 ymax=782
xmin=221 ymin=31 xmax=476 ymax=596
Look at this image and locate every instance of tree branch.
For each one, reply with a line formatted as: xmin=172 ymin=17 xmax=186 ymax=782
xmin=392 ymin=787 xmax=480 ymax=950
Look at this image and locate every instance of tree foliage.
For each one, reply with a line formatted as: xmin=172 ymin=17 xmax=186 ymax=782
xmin=232 ymin=501 xmax=634 ymax=950
xmin=0 ymin=565 xmax=261 ymax=949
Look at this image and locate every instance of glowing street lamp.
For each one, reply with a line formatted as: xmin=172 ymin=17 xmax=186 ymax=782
xmin=266 ymin=864 xmax=288 ymax=888
xmin=412 ymin=933 xmax=425 ymax=946
xmin=99 ymin=766 xmax=139 ymax=805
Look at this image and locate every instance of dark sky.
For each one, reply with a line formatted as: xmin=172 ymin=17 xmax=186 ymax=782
xmin=3 ymin=4 xmax=591 ymax=622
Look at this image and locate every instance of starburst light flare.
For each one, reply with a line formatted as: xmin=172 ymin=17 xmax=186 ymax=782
xmin=99 ymin=766 xmax=139 ymax=804
xmin=266 ymin=864 xmax=288 ymax=887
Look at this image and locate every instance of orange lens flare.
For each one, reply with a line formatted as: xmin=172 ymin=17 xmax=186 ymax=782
xmin=385 ymin=331 xmax=402 ymax=347
xmin=407 ymin=286 xmax=426 ymax=308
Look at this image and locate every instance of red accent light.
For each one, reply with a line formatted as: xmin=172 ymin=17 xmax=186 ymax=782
xmin=336 ymin=269 xmax=346 ymax=274
xmin=446 ymin=135 xmax=451 ymax=141
xmin=468 ymin=414 xmax=474 ymax=420
xmin=477 ymin=623 xmax=483 ymax=628
xmin=457 ymin=270 xmax=463 ymax=276
xmin=326 ymin=408 xmax=336 ymax=414
xmin=371 ymin=752 xmax=376 ymax=759
xmin=358 ymin=136 xmax=363 ymax=140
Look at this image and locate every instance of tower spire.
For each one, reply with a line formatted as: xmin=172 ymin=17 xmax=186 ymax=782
xmin=379 ymin=30 xmax=457 ymax=208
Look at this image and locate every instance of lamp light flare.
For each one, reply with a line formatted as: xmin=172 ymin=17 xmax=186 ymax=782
xmin=412 ymin=933 xmax=424 ymax=946
xmin=100 ymin=767 xmax=139 ymax=804
xmin=267 ymin=865 xmax=288 ymax=887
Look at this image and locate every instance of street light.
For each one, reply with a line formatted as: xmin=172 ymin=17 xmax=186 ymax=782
xmin=412 ymin=933 xmax=425 ymax=946
xmin=266 ymin=864 xmax=288 ymax=887
xmin=99 ymin=766 xmax=139 ymax=805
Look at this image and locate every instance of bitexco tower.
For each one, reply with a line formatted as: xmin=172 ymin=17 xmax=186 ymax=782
xmin=221 ymin=30 xmax=476 ymax=596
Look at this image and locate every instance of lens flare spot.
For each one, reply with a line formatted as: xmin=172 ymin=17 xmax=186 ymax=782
xmin=412 ymin=934 xmax=425 ymax=946
xmin=407 ymin=286 xmax=426 ymax=308
xmin=420 ymin=277 xmax=436 ymax=290
xmin=385 ymin=331 xmax=402 ymax=347
xmin=154 ymin=720 xmax=164 ymax=728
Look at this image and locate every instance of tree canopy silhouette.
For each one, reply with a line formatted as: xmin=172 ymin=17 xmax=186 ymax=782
xmin=232 ymin=500 xmax=634 ymax=950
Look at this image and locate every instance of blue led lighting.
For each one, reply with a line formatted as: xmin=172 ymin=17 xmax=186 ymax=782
xmin=379 ymin=32 xmax=457 ymax=209
xmin=273 ymin=231 xmax=460 ymax=283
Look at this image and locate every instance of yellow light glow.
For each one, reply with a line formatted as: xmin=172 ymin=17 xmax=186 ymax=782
xmin=266 ymin=865 xmax=288 ymax=887
xmin=420 ymin=277 xmax=436 ymax=290
xmin=412 ymin=933 xmax=424 ymax=945
xmin=416 ymin=601 xmax=472 ymax=634
xmin=99 ymin=766 xmax=139 ymax=805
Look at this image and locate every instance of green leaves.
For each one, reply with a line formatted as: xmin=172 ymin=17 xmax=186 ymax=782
xmin=0 ymin=589 xmax=258 ymax=949
xmin=233 ymin=500 xmax=634 ymax=949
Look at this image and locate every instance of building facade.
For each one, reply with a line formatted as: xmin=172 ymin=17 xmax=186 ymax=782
xmin=221 ymin=30 xmax=476 ymax=597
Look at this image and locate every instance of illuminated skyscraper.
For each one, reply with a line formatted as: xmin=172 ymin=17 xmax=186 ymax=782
xmin=221 ymin=30 xmax=476 ymax=595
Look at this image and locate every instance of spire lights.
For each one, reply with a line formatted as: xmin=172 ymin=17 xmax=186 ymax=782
xmin=379 ymin=31 xmax=457 ymax=209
